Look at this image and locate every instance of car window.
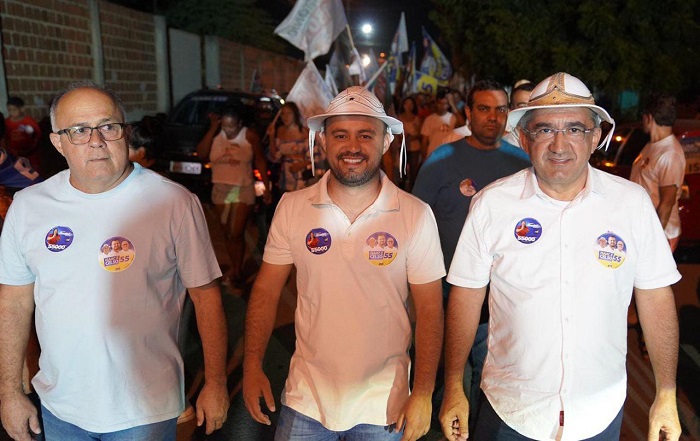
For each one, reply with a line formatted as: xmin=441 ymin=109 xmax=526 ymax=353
xmin=617 ymin=129 xmax=649 ymax=166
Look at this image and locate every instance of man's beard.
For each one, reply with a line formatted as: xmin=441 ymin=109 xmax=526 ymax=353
xmin=330 ymin=153 xmax=380 ymax=187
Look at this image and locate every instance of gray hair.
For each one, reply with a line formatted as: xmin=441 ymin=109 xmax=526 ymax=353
xmin=50 ymin=81 xmax=127 ymax=132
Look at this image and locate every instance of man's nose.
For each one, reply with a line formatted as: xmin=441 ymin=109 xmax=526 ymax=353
xmin=88 ymin=128 xmax=106 ymax=147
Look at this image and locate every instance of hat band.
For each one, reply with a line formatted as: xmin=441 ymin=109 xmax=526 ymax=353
xmin=529 ymin=87 xmax=595 ymax=107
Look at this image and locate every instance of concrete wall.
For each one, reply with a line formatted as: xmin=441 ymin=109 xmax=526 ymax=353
xmin=0 ymin=0 xmax=304 ymax=121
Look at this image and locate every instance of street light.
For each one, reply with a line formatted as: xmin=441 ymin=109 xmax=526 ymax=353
xmin=361 ymin=23 xmax=372 ymax=35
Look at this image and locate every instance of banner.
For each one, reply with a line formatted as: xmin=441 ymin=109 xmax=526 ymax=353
xmin=274 ymin=0 xmax=348 ymax=61
xmin=285 ymin=62 xmax=335 ymax=126
xmin=419 ymin=27 xmax=452 ymax=86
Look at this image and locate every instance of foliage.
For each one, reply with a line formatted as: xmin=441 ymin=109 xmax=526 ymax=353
xmin=163 ymin=0 xmax=286 ymax=53
xmin=429 ymin=0 xmax=700 ymax=117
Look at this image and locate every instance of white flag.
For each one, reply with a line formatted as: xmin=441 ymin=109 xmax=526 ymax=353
xmin=325 ymin=64 xmax=339 ymax=96
xmin=392 ymin=12 xmax=409 ymax=55
xmin=286 ymin=62 xmax=335 ymax=126
xmin=274 ymin=0 xmax=348 ymax=62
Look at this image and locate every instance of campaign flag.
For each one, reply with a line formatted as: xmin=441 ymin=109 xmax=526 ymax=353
xmin=403 ymin=41 xmax=418 ymax=95
xmin=329 ymin=48 xmax=353 ymax=91
xmin=419 ymin=27 xmax=452 ymax=86
xmin=274 ymin=0 xmax=348 ymax=62
xmin=286 ymin=61 xmax=335 ymax=126
xmin=387 ymin=12 xmax=408 ymax=94
xmin=415 ymin=71 xmax=439 ymax=96
xmin=325 ymin=64 xmax=339 ymax=96
xmin=347 ymin=46 xmax=367 ymax=85
xmin=369 ymin=63 xmax=394 ymax=115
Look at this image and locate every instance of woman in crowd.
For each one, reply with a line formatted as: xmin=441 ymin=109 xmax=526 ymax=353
xmin=267 ymin=102 xmax=324 ymax=193
xmin=128 ymin=116 xmax=163 ymax=169
xmin=197 ymin=106 xmax=271 ymax=287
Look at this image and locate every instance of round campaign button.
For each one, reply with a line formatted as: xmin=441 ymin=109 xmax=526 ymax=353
xmin=98 ymin=236 xmax=136 ymax=272
xmin=595 ymin=232 xmax=626 ymax=268
xmin=306 ymin=228 xmax=331 ymax=255
xmin=364 ymin=231 xmax=399 ymax=266
xmin=45 ymin=226 xmax=74 ymax=252
xmin=513 ymin=218 xmax=542 ymax=244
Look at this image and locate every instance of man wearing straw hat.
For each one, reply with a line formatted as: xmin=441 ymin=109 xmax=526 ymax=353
xmin=440 ymin=73 xmax=681 ymax=441
xmin=243 ymin=86 xmax=445 ymax=440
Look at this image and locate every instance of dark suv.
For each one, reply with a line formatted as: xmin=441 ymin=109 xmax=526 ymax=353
xmin=590 ymin=119 xmax=700 ymax=248
xmin=156 ymin=89 xmax=282 ymax=200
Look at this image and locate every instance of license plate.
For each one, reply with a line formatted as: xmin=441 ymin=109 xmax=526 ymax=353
xmin=169 ymin=161 xmax=202 ymax=175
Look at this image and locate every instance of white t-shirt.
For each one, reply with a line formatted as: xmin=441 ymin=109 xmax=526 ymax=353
xmin=0 ymin=164 xmax=221 ymax=432
xmin=263 ymin=171 xmax=445 ymax=431
xmin=421 ymin=112 xmax=457 ymax=157
xmin=629 ymin=134 xmax=686 ymax=239
xmin=448 ymin=166 xmax=681 ymax=440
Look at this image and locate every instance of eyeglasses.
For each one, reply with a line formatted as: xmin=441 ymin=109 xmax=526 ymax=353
xmin=56 ymin=123 xmax=126 ymax=145
xmin=521 ymin=126 xmax=595 ymax=143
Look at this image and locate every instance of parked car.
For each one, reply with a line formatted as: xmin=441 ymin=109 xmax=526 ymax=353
xmin=590 ymin=119 xmax=700 ymax=247
xmin=155 ymin=89 xmax=283 ymax=201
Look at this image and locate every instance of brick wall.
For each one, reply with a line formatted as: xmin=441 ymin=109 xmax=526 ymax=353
xmin=0 ymin=0 xmax=304 ymax=119
xmin=98 ymin=0 xmax=157 ymax=119
xmin=0 ymin=0 xmax=93 ymax=119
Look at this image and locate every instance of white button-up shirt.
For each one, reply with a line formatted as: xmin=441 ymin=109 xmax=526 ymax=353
xmin=448 ymin=166 xmax=681 ymax=440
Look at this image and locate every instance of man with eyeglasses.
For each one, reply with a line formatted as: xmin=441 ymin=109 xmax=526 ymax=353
xmin=440 ymin=73 xmax=681 ymax=441
xmin=0 ymin=82 xmax=229 ymax=440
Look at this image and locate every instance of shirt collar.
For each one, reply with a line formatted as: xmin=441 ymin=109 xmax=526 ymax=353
xmin=520 ymin=164 xmax=606 ymax=201
xmin=309 ymin=170 xmax=400 ymax=212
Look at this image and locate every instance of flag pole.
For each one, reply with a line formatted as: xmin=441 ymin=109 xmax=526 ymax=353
xmin=364 ymin=61 xmax=389 ymax=90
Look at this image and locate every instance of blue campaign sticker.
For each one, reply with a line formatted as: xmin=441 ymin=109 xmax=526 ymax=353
xmin=513 ymin=218 xmax=542 ymax=244
xmin=306 ymin=228 xmax=331 ymax=255
xmin=45 ymin=226 xmax=74 ymax=252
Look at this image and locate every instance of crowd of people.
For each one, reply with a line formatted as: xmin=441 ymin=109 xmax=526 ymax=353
xmin=0 ymin=71 xmax=689 ymax=441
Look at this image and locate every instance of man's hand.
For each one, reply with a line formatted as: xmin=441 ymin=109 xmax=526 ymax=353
xmin=195 ymin=380 xmax=229 ymax=435
xmin=439 ymin=386 xmax=470 ymax=441
xmin=242 ymin=366 xmax=275 ymax=425
xmin=0 ymin=393 xmax=41 ymax=441
xmin=648 ymin=390 xmax=681 ymax=441
xmin=396 ymin=392 xmax=432 ymax=441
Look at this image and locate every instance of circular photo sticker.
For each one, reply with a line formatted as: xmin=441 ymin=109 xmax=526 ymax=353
xmin=45 ymin=226 xmax=74 ymax=252
xmin=595 ymin=232 xmax=626 ymax=268
xmin=306 ymin=228 xmax=331 ymax=255
xmin=364 ymin=232 xmax=398 ymax=266
xmin=459 ymin=178 xmax=477 ymax=197
xmin=513 ymin=218 xmax=542 ymax=244
xmin=98 ymin=236 xmax=136 ymax=272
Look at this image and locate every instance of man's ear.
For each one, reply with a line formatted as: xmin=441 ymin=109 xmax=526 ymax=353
xmin=382 ymin=132 xmax=393 ymax=154
xmin=49 ymin=133 xmax=66 ymax=158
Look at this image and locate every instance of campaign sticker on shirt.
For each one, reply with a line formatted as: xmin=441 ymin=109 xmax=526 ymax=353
xmin=364 ymin=232 xmax=399 ymax=266
xmin=459 ymin=178 xmax=477 ymax=197
xmin=306 ymin=228 xmax=331 ymax=255
xmin=595 ymin=232 xmax=626 ymax=268
xmin=513 ymin=218 xmax=542 ymax=244
xmin=98 ymin=236 xmax=136 ymax=272
xmin=45 ymin=226 xmax=74 ymax=252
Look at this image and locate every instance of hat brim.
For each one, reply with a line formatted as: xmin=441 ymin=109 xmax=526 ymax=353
xmin=308 ymin=112 xmax=404 ymax=134
xmin=507 ymin=103 xmax=614 ymax=132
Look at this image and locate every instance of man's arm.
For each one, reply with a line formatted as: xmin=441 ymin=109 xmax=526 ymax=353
xmin=247 ymin=129 xmax=272 ymax=204
xmin=243 ymin=262 xmax=293 ymax=425
xmin=439 ymin=285 xmax=487 ymax=441
xmin=0 ymin=283 xmax=42 ymax=441
xmin=635 ymin=285 xmax=681 ymax=441
xmin=187 ymin=281 xmax=229 ymax=435
xmin=656 ymin=185 xmax=678 ymax=230
xmin=396 ymin=279 xmax=443 ymax=441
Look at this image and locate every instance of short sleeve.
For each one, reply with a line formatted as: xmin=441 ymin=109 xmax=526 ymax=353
xmin=447 ymin=195 xmax=492 ymax=288
xmin=406 ymin=204 xmax=446 ymax=284
xmin=262 ymin=193 xmax=294 ymax=265
xmin=0 ymin=201 xmax=36 ymax=285
xmin=175 ymin=193 xmax=222 ymax=288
